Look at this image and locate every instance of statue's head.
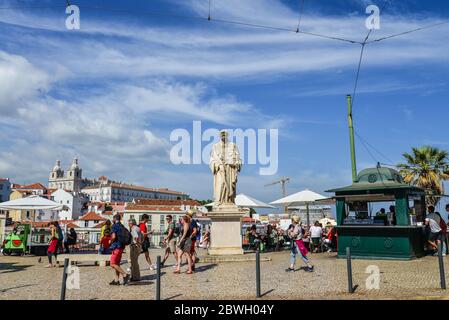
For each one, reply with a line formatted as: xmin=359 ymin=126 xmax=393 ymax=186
xmin=220 ymin=130 xmax=228 ymax=143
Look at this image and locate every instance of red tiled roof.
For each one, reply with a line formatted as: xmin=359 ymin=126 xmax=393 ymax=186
xmin=65 ymin=222 xmax=79 ymax=229
xmin=132 ymin=199 xmax=200 ymax=206
xmin=126 ymin=205 xmax=187 ymax=212
xmin=79 ymin=212 xmax=107 ymax=221
xmin=82 ymin=183 xmax=186 ymax=196
xmin=0 ymin=178 xmax=9 ymax=182
xmin=16 ymin=183 xmax=47 ymax=190
xmin=22 ymin=221 xmax=51 ymax=228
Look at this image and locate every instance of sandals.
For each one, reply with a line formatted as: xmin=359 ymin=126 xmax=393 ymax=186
xmin=173 ymin=269 xmax=181 ymax=274
xmin=186 ymin=271 xmax=194 ymax=274
xmin=109 ymin=280 xmax=120 ymax=286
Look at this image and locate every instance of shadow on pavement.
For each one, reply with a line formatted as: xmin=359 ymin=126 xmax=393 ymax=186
xmin=194 ymin=263 xmax=217 ymax=273
xmin=165 ymin=294 xmax=183 ymax=300
xmin=0 ymin=284 xmax=34 ymax=293
xmin=0 ymin=262 xmax=34 ymax=274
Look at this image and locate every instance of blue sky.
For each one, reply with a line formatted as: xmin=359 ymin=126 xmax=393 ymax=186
xmin=0 ymin=0 xmax=448 ymax=209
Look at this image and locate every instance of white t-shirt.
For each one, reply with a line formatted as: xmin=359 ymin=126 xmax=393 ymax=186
xmin=310 ymin=226 xmax=323 ymax=238
xmin=131 ymin=225 xmax=143 ymax=245
xmin=426 ymin=212 xmax=442 ymax=233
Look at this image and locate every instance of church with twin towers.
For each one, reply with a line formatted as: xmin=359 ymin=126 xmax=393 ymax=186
xmin=48 ymin=157 xmax=86 ymax=192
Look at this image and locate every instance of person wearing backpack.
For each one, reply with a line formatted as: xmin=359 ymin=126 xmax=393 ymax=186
xmin=109 ymin=214 xmax=130 ymax=285
xmin=161 ymin=215 xmax=178 ymax=267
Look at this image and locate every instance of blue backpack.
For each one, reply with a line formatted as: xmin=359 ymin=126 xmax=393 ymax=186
xmin=117 ymin=224 xmax=132 ymax=247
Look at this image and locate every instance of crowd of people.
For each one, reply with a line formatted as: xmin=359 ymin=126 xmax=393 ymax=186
xmin=245 ymin=220 xmax=338 ymax=254
xmin=96 ymin=210 xmax=205 ymax=285
xmin=42 ymin=203 xmax=449 ymax=282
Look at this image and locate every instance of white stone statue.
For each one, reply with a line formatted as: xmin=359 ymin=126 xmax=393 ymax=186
xmin=209 ymin=130 xmax=242 ymax=206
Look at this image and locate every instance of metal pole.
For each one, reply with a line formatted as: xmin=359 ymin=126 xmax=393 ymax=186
xmin=346 ymin=247 xmax=354 ymax=294
xmin=256 ymin=249 xmax=261 ymax=298
xmin=306 ymin=203 xmax=310 ymax=229
xmin=60 ymin=258 xmax=69 ymax=300
xmin=347 ymin=95 xmax=357 ymax=182
xmin=438 ymin=242 xmax=446 ymax=290
xmin=156 ymin=255 xmax=161 ymax=300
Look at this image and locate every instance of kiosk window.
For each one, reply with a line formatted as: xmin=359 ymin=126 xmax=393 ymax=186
xmin=343 ymin=200 xmax=396 ymax=226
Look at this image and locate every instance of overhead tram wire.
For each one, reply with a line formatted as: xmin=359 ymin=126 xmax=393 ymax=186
xmin=354 ymin=129 xmax=395 ymax=165
xmin=349 ymin=0 xmax=392 ymax=166
xmin=296 ymin=0 xmax=305 ymax=33
xmin=208 ymin=0 xmax=211 ymax=21
xmin=0 ymin=3 xmax=362 ymax=44
xmin=367 ymin=18 xmax=449 ymax=44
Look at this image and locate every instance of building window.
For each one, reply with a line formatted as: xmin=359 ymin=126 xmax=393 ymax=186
xmin=160 ymin=215 xmax=165 ymax=231
xmin=84 ymin=221 xmax=89 ymax=227
xmin=94 ymin=220 xmax=99 ymax=224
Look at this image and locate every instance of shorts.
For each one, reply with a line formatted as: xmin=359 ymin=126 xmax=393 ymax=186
xmin=168 ymin=238 xmax=177 ymax=253
xmin=110 ymin=248 xmax=124 ymax=266
xmin=179 ymin=237 xmax=192 ymax=253
xmin=429 ymin=232 xmax=441 ymax=242
xmin=311 ymin=237 xmax=321 ymax=246
xmin=141 ymin=237 xmax=150 ymax=253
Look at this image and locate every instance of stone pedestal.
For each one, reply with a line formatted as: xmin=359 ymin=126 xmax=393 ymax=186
xmin=208 ymin=204 xmax=244 ymax=256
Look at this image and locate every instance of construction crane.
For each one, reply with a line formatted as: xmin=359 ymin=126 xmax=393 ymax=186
xmin=265 ymin=177 xmax=290 ymax=213
xmin=265 ymin=177 xmax=290 ymax=197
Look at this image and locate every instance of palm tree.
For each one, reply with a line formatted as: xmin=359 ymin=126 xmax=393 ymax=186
xmin=397 ymin=146 xmax=449 ymax=206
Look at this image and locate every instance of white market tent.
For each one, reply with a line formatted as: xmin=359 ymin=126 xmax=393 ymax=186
xmin=270 ymin=189 xmax=328 ymax=227
xmin=0 ymin=195 xmax=64 ymax=211
xmin=205 ymin=193 xmax=275 ymax=209
xmin=0 ymin=195 xmax=65 ymax=254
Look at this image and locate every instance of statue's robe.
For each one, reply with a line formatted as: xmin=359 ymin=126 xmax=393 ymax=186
xmin=209 ymin=141 xmax=241 ymax=205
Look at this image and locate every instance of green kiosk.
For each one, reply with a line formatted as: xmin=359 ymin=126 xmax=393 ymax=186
xmin=328 ymin=166 xmax=427 ymax=260
xmin=329 ymin=96 xmax=428 ymax=260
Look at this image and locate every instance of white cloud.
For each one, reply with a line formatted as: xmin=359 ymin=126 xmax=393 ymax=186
xmin=0 ymin=51 xmax=51 ymax=113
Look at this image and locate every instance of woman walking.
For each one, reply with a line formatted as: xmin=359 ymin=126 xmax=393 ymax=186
xmin=46 ymin=222 xmax=59 ymax=268
xmin=286 ymin=216 xmax=314 ymax=273
xmin=174 ymin=215 xmax=194 ymax=274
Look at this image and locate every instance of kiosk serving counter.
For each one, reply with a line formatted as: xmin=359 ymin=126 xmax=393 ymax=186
xmin=327 ymin=167 xmax=427 ymax=260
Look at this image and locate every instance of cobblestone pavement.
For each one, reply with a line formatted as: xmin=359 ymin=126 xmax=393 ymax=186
xmin=1 ymin=249 xmax=449 ymax=300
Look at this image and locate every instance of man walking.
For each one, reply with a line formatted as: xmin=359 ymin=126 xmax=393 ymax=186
xmin=162 ymin=215 xmax=178 ymax=267
xmin=128 ymin=219 xmax=143 ymax=282
xmin=109 ymin=214 xmax=130 ymax=285
xmin=187 ymin=210 xmax=199 ymax=271
xmin=425 ymin=206 xmax=442 ymax=255
xmin=139 ymin=214 xmax=156 ymax=270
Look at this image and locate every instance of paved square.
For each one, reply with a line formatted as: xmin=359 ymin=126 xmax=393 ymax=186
xmin=1 ymin=249 xmax=449 ymax=300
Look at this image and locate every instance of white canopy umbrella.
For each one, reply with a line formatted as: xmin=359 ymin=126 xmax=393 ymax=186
xmin=205 ymin=193 xmax=275 ymax=209
xmin=0 ymin=195 xmax=64 ymax=211
xmin=270 ymin=189 xmax=327 ymax=227
xmin=0 ymin=195 xmax=65 ymax=254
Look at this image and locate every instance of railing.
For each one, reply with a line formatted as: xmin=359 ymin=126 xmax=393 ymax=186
xmin=149 ymin=232 xmax=165 ymax=248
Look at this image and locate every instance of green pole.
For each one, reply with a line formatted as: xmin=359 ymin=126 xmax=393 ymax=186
xmin=347 ymin=95 xmax=357 ymax=182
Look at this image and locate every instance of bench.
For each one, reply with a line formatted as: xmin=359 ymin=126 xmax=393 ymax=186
xmin=56 ymin=254 xmax=127 ymax=267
